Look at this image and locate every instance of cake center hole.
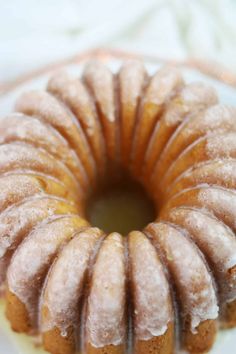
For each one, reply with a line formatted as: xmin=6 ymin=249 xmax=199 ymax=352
xmin=87 ymin=178 xmax=156 ymax=235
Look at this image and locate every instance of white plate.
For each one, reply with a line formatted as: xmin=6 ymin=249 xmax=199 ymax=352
xmin=0 ymin=52 xmax=236 ymax=354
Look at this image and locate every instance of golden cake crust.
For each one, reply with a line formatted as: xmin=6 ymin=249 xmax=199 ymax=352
xmin=0 ymin=61 xmax=236 ymax=354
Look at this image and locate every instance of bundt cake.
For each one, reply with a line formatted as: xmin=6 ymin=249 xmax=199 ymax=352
xmin=0 ymin=60 xmax=236 ymax=354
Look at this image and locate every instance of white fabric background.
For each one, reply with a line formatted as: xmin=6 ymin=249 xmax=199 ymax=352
xmin=1 ymin=2 xmax=236 ymax=353
xmin=1 ymin=0 xmax=236 ymax=81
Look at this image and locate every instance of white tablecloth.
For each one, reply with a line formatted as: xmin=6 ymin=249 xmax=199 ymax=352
xmin=1 ymin=0 xmax=236 ymax=82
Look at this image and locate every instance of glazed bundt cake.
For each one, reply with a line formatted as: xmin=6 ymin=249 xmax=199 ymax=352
xmin=1 ymin=60 xmax=236 ymax=354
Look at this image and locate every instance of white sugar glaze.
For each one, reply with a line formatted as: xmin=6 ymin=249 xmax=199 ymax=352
xmin=146 ymin=222 xmax=219 ymax=333
xmin=0 ymin=196 xmax=77 ymax=283
xmin=41 ymin=228 xmax=102 ymax=338
xmin=198 ymin=187 xmax=236 ymax=230
xmin=83 ymin=62 xmax=116 ymax=123
xmin=86 ymin=233 xmax=126 ymax=348
xmin=129 ymin=231 xmax=173 ymax=340
xmin=7 ymin=215 xmax=88 ymax=326
xmin=165 ymin=207 xmax=236 ymax=302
